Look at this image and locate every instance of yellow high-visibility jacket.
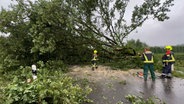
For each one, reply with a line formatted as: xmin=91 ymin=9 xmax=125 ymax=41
xmin=142 ymin=51 xmax=154 ymax=63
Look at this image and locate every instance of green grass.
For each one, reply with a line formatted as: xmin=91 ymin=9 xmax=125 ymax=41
xmin=172 ymin=66 xmax=184 ymax=78
xmin=170 ymin=53 xmax=184 ymax=78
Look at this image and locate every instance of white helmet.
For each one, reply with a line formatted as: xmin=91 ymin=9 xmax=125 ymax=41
xmin=31 ymin=64 xmax=37 ymax=71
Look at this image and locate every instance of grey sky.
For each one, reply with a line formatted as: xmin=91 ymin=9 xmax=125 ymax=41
xmin=126 ymin=0 xmax=184 ymax=46
xmin=0 ymin=0 xmax=184 ymax=46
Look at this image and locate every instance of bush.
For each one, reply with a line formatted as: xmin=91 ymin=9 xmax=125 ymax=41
xmin=4 ymin=67 xmax=92 ymax=104
xmin=107 ymin=56 xmax=143 ymax=70
xmin=45 ymin=60 xmax=68 ymax=72
xmin=153 ymin=55 xmax=163 ymax=72
xmin=125 ymin=94 xmax=165 ymax=104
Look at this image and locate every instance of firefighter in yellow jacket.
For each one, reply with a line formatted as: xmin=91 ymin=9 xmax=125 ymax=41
xmin=161 ymin=46 xmax=175 ymax=78
xmin=92 ymin=50 xmax=98 ymax=71
xmin=141 ymin=47 xmax=155 ymax=81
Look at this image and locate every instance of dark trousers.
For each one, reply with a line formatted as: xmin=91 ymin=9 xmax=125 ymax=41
xmin=162 ymin=63 xmax=172 ymax=75
xmin=143 ymin=63 xmax=155 ymax=81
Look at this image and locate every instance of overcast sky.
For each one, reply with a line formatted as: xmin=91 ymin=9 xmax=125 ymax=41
xmin=126 ymin=0 xmax=184 ymax=46
xmin=0 ymin=0 xmax=184 ymax=46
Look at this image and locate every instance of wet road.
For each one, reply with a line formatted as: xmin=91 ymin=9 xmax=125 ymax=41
xmin=88 ymin=76 xmax=184 ymax=104
xmin=68 ymin=66 xmax=184 ymax=104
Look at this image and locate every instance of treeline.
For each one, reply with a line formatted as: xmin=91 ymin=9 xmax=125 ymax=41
xmin=126 ymin=39 xmax=184 ymax=54
xmin=150 ymin=45 xmax=184 ymax=53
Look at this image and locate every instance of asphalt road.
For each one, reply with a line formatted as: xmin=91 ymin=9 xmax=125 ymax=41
xmin=69 ymin=65 xmax=184 ymax=104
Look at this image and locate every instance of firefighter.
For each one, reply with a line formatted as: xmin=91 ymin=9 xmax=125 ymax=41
xmin=161 ymin=46 xmax=175 ymax=78
xmin=141 ymin=47 xmax=155 ymax=81
xmin=92 ymin=50 xmax=98 ymax=71
xmin=31 ymin=64 xmax=38 ymax=80
xmin=168 ymin=46 xmax=175 ymax=71
xmin=161 ymin=50 xmax=170 ymax=78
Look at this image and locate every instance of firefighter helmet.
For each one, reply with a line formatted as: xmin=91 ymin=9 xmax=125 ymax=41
xmin=94 ymin=50 xmax=97 ymax=54
xmin=165 ymin=45 xmax=172 ymax=50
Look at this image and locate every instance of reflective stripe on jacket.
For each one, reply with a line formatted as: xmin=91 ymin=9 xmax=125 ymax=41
xmin=92 ymin=54 xmax=98 ymax=61
xmin=162 ymin=54 xmax=175 ymax=63
xmin=142 ymin=51 xmax=154 ymax=63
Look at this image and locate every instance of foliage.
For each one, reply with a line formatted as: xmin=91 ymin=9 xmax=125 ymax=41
xmin=153 ymin=54 xmax=163 ymax=72
xmin=66 ymin=0 xmax=174 ymax=48
xmin=150 ymin=47 xmax=165 ymax=53
xmin=174 ymin=53 xmax=184 ymax=67
xmin=172 ymin=69 xmax=184 ymax=78
xmin=106 ymin=56 xmax=142 ymax=70
xmin=4 ymin=66 xmax=92 ymax=104
xmin=0 ymin=74 xmax=10 ymax=103
xmin=45 ymin=60 xmax=68 ymax=72
xmin=173 ymin=45 xmax=184 ymax=53
xmin=151 ymin=45 xmax=184 ymax=54
xmin=126 ymin=39 xmax=148 ymax=53
xmin=0 ymin=0 xmax=174 ymax=69
xmin=125 ymin=94 xmax=165 ymax=104
xmin=172 ymin=53 xmax=184 ymax=78
xmin=105 ymin=38 xmax=150 ymax=70
xmin=0 ymin=36 xmax=21 ymax=71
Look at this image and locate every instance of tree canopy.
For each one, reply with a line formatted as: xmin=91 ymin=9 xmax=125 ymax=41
xmin=0 ymin=0 xmax=174 ymax=68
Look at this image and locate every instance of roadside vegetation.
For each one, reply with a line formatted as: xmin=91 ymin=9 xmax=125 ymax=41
xmin=125 ymin=94 xmax=166 ymax=104
xmin=169 ymin=53 xmax=184 ymax=78
xmin=0 ymin=62 xmax=92 ymax=103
